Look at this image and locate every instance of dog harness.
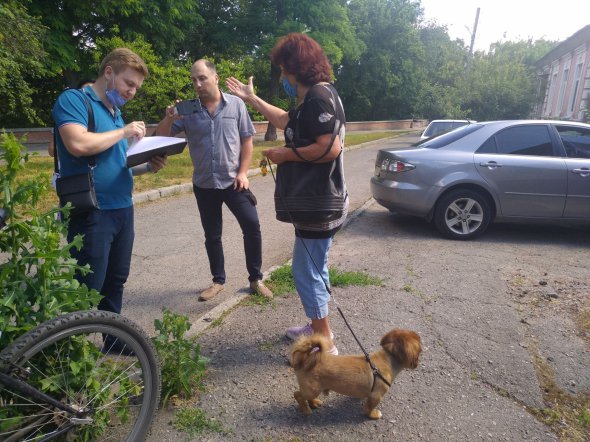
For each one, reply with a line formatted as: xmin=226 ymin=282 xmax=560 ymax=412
xmin=367 ymin=358 xmax=392 ymax=392
xmin=334 ymin=306 xmax=393 ymax=392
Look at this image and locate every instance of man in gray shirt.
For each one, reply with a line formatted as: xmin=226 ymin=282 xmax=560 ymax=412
xmin=156 ymin=59 xmax=272 ymax=301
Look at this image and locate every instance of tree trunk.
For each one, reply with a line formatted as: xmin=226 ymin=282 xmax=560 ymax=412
xmin=264 ymin=64 xmax=282 ymax=141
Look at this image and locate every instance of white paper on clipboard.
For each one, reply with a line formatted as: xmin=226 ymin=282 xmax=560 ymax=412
xmin=126 ymin=136 xmax=187 ymax=167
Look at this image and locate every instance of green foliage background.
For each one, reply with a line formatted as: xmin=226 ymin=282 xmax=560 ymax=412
xmin=0 ymin=0 xmax=560 ymax=128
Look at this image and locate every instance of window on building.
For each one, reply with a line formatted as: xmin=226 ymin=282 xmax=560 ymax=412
xmin=546 ymin=72 xmax=558 ymax=115
xmin=556 ymin=67 xmax=570 ymax=115
xmin=568 ymin=62 xmax=583 ymax=114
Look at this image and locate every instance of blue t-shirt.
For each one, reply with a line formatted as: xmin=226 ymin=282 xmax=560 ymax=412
xmin=52 ymin=86 xmax=133 ymax=209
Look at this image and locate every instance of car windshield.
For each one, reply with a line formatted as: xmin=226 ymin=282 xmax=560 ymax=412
xmin=415 ymin=123 xmax=482 ymax=149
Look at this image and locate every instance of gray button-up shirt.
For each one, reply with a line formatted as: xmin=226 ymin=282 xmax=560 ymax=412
xmin=171 ymin=92 xmax=255 ymax=189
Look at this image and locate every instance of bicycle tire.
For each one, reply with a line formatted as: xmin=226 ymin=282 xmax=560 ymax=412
xmin=0 ymin=310 xmax=161 ymax=441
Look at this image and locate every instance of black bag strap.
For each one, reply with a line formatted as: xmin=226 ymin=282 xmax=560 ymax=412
xmin=291 ymin=84 xmax=342 ymax=163
xmin=54 ymin=89 xmax=96 ymax=174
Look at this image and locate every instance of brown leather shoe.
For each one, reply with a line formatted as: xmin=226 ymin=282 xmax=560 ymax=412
xmin=199 ymin=283 xmax=224 ymax=301
xmin=250 ymin=280 xmax=273 ymax=299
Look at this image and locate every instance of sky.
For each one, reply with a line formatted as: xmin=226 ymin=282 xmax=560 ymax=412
xmin=419 ymin=0 xmax=589 ymax=52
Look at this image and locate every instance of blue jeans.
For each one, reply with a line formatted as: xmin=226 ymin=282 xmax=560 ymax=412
xmin=292 ymin=236 xmax=333 ymax=319
xmin=193 ymin=185 xmax=263 ymax=284
xmin=67 ymin=206 xmax=134 ymax=314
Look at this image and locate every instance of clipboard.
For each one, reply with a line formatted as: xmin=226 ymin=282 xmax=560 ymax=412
xmin=126 ymin=136 xmax=187 ymax=168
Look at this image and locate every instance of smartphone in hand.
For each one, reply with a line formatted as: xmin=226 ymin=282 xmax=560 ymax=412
xmin=175 ymin=99 xmax=202 ymax=115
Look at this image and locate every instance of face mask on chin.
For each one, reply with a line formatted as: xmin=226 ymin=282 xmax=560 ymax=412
xmin=282 ymin=77 xmax=298 ymax=97
xmin=105 ymin=74 xmax=128 ymax=107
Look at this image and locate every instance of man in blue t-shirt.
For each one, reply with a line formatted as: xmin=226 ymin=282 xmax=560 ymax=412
xmin=52 ymin=48 xmax=166 ymax=315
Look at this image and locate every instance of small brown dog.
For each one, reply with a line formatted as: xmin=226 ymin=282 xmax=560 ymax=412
xmin=290 ymin=328 xmax=422 ymax=419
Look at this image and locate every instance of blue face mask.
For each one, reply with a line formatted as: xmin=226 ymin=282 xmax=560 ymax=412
xmin=282 ymin=77 xmax=298 ymax=97
xmin=105 ymin=75 xmax=128 ymax=107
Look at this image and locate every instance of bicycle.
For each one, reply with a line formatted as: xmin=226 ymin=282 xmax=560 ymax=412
xmin=0 ymin=309 xmax=161 ymax=441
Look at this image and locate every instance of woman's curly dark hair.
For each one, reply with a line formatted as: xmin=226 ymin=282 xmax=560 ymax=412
xmin=270 ymin=33 xmax=332 ymax=86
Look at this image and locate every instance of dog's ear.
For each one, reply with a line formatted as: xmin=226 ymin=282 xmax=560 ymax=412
xmin=381 ymin=329 xmax=422 ymax=369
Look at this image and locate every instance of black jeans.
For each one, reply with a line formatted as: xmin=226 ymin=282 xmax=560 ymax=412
xmin=67 ymin=206 xmax=134 ymax=314
xmin=193 ymin=185 xmax=263 ymax=285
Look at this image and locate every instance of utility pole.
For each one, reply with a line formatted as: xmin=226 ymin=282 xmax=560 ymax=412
xmin=469 ymin=7 xmax=480 ymax=56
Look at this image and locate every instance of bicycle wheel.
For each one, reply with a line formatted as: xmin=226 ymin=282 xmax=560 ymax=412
xmin=0 ymin=310 xmax=161 ymax=441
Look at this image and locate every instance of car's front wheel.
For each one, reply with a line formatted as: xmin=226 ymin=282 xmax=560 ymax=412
xmin=434 ymin=189 xmax=491 ymax=240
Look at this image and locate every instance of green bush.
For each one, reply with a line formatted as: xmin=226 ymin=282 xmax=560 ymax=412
xmin=0 ymin=131 xmax=100 ymax=349
xmin=152 ymin=309 xmax=209 ymax=406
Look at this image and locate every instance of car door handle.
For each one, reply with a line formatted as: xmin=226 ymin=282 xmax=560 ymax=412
xmin=479 ymin=161 xmax=502 ymax=169
xmin=572 ymin=168 xmax=590 ymax=177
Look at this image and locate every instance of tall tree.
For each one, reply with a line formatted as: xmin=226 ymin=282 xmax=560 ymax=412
xmin=15 ymin=0 xmax=203 ymax=127
xmin=27 ymin=0 xmax=203 ymax=83
xmin=415 ymin=23 xmax=471 ymax=119
xmin=338 ymin=0 xmax=424 ymax=121
xmin=0 ymin=1 xmax=48 ymax=127
xmin=208 ymin=0 xmax=363 ymax=139
xmin=457 ymin=40 xmax=552 ymax=121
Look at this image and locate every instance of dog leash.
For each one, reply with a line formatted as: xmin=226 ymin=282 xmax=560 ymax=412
xmin=266 ymin=157 xmax=392 ymax=392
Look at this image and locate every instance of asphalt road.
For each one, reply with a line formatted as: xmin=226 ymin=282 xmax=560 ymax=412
xmin=122 ymin=133 xmax=589 ymax=441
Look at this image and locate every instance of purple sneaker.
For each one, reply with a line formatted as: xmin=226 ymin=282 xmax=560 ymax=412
xmin=285 ymin=323 xmax=334 ymax=340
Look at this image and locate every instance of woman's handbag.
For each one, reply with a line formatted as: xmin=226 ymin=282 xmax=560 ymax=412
xmin=53 ymin=89 xmax=99 ymax=215
xmin=274 ymin=103 xmax=347 ymax=224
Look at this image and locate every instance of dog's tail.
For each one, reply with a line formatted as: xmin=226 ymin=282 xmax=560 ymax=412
xmin=290 ymin=334 xmax=330 ymax=370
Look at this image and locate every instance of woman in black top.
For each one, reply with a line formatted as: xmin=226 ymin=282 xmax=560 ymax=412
xmin=227 ymin=33 xmax=348 ymax=355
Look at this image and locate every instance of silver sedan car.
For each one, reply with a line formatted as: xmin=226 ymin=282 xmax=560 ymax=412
xmin=370 ymin=120 xmax=590 ymax=239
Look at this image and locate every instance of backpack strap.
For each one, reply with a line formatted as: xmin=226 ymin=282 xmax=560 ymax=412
xmin=54 ymin=89 xmax=96 ymax=174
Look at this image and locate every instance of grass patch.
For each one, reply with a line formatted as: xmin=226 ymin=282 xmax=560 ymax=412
xmin=577 ymin=408 xmax=590 ymax=429
xmin=405 ymin=265 xmax=419 ymax=278
xmin=576 ymin=309 xmax=590 ymax=337
xmin=265 ymin=264 xmax=383 ymax=297
xmin=265 ymin=265 xmax=296 ymax=296
xmin=241 ymin=293 xmax=275 ymax=307
xmin=403 ymin=283 xmax=415 ymax=293
xmin=513 ymin=274 xmax=526 ymax=285
xmin=329 ymin=266 xmax=383 ymax=286
xmin=257 ymin=341 xmax=274 ymax=352
xmin=172 ymin=407 xmax=227 ymax=438
xmin=345 ymin=130 xmax=402 ymax=146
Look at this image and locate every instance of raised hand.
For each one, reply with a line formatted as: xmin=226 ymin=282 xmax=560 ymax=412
xmin=226 ymin=76 xmax=254 ymax=101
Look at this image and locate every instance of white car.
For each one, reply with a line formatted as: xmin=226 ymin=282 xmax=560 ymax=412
xmin=420 ymin=119 xmax=476 ymax=140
